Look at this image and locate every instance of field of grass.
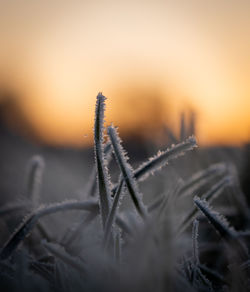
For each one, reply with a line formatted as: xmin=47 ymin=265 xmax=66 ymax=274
xmin=0 ymin=93 xmax=249 ymax=292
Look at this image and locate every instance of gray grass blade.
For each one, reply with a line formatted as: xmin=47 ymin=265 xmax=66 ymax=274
xmin=54 ymin=260 xmax=70 ymax=291
xmin=156 ymin=184 xmax=180 ymax=221
xmin=26 ymin=155 xmax=45 ymax=206
xmin=60 ymin=141 xmax=112 ymax=248
xmin=111 ymin=135 xmax=197 ymax=195
xmin=36 ymin=222 xmax=52 ymax=242
xmin=42 ymin=240 xmax=86 ymax=273
xmin=104 ymin=176 xmax=124 ymax=246
xmin=191 ymin=220 xmax=203 ymax=287
xmin=227 ymin=164 xmax=250 ymax=220
xmin=115 ymin=215 xmax=133 ymax=236
xmin=177 ymin=163 xmax=227 ymax=198
xmin=94 ymin=93 xmax=112 ymax=228
xmin=189 ymin=111 xmax=196 ymax=137
xmin=148 ymin=194 xmax=166 ymax=213
xmin=114 ymin=229 xmax=122 ymax=264
xmin=194 ymin=197 xmax=249 ymax=262
xmin=134 ymin=136 xmax=197 ymax=182
xmin=163 ymin=125 xmax=179 ymax=144
xmin=61 ymin=143 xmax=111 ymax=243
xmin=25 ymin=156 xmax=54 ymax=242
xmin=0 ymin=199 xmax=98 ymax=260
xmin=177 ymin=176 xmax=230 ymax=235
xmin=180 ymin=112 xmax=186 ymax=141
xmin=86 ymin=141 xmax=112 ymax=198
xmin=194 ymin=197 xmax=236 ymax=241
xmin=108 ymin=125 xmax=147 ymax=219
xmin=29 ymin=260 xmax=54 ymax=284
xmin=198 ymin=264 xmax=228 ymax=285
xmin=62 ymin=211 xmax=98 ymax=248
xmin=192 ymin=219 xmax=200 ymax=266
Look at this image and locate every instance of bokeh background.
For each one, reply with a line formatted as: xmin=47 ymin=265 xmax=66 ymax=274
xmin=0 ymin=1 xmax=250 ymax=260
xmin=0 ymin=0 xmax=249 ymax=147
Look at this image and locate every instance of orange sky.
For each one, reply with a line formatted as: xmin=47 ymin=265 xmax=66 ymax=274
xmin=0 ymin=0 xmax=249 ymax=146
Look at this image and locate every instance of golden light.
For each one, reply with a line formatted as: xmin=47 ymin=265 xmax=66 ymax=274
xmin=0 ymin=0 xmax=249 ymax=146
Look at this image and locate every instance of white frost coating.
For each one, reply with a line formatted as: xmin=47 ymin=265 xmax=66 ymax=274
xmin=108 ymin=125 xmax=147 ymax=219
xmin=193 ymin=196 xmax=237 ymax=238
xmin=177 ymin=176 xmax=230 ymax=235
xmin=94 ymin=93 xmax=112 ymax=229
xmin=194 ymin=196 xmax=249 ymax=261
xmin=110 ymin=135 xmax=197 ymax=196
xmin=134 ymin=135 xmax=197 ymax=182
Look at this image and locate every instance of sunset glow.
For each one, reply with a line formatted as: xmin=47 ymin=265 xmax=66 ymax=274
xmin=0 ymin=0 xmax=249 ymax=146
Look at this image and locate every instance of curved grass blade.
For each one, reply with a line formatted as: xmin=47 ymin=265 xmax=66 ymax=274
xmin=177 ymin=163 xmax=227 ymax=198
xmin=108 ymin=125 xmax=147 ymax=218
xmin=134 ymin=136 xmax=197 ymax=182
xmin=177 ymin=176 xmax=230 ymax=235
xmin=94 ymin=93 xmax=112 ymax=228
xmin=0 ymin=199 xmax=98 ymax=260
xmin=111 ymin=136 xmax=197 ymax=196
xmin=194 ymin=197 xmax=249 ymax=262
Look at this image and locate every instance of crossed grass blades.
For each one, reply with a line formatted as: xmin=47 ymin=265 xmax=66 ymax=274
xmin=0 ymin=93 xmax=249 ymax=291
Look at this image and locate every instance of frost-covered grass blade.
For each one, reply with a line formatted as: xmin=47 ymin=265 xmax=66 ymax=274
xmin=85 ymin=140 xmax=112 ymax=198
xmin=177 ymin=176 xmax=231 ymax=235
xmin=108 ymin=125 xmax=147 ymax=219
xmin=111 ymin=136 xmax=197 ymax=196
xmin=194 ymin=197 xmax=249 ymax=262
xmin=133 ymin=136 xmax=197 ymax=183
xmin=192 ymin=219 xmax=200 ymax=266
xmin=0 ymin=199 xmax=98 ymax=260
xmin=94 ymin=93 xmax=112 ymax=228
xmin=104 ymin=176 xmax=124 ymax=246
